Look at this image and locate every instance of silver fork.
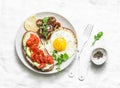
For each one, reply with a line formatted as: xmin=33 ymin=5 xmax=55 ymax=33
xmin=68 ymin=24 xmax=93 ymax=79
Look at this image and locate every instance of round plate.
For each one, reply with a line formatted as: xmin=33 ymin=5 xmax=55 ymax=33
xmin=15 ymin=12 xmax=77 ymax=74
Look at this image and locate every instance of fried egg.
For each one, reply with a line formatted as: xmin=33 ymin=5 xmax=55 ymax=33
xmin=45 ymin=27 xmax=77 ymax=58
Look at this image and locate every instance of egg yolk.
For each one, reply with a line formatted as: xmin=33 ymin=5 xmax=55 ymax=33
xmin=53 ymin=37 xmax=67 ymax=51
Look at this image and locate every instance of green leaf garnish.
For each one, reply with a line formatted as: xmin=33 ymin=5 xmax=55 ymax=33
xmin=56 ymin=65 xmax=61 ymax=72
xmin=41 ymin=17 xmax=49 ymax=40
xmin=53 ymin=50 xmax=58 ymax=54
xmin=92 ymin=31 xmax=103 ymax=45
xmin=43 ymin=17 xmax=49 ymax=24
xmin=52 ymin=50 xmax=69 ymax=72
xmin=63 ymin=53 xmax=69 ymax=61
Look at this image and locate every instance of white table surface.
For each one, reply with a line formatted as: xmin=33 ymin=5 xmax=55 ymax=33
xmin=0 ymin=0 xmax=120 ymax=88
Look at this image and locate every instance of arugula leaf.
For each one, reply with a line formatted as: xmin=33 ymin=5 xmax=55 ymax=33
xmin=43 ymin=17 xmax=49 ymax=24
xmin=52 ymin=50 xmax=69 ymax=72
xmin=57 ymin=58 xmax=62 ymax=65
xmin=41 ymin=17 xmax=49 ymax=40
xmin=52 ymin=50 xmax=58 ymax=60
xmin=97 ymin=32 xmax=103 ymax=37
xmin=53 ymin=50 xmax=58 ymax=54
xmin=56 ymin=65 xmax=60 ymax=72
xmin=92 ymin=31 xmax=103 ymax=45
xmin=63 ymin=53 xmax=69 ymax=61
xmin=42 ymin=30 xmax=48 ymax=39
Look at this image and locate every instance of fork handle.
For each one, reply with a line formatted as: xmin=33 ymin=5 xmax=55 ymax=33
xmin=68 ymin=41 xmax=85 ymax=78
xmin=78 ymin=55 xmax=86 ymax=81
xmin=78 ymin=59 xmax=89 ymax=81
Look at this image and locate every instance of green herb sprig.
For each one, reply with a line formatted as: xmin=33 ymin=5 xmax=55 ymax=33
xmin=41 ymin=17 xmax=49 ymax=40
xmin=92 ymin=31 xmax=103 ymax=45
xmin=52 ymin=50 xmax=69 ymax=72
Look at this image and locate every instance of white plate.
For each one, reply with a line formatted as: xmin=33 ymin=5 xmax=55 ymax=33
xmin=15 ymin=12 xmax=77 ymax=74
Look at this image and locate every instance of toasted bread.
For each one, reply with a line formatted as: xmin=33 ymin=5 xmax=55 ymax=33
xmin=24 ymin=16 xmax=39 ymax=32
xmin=22 ymin=32 xmax=54 ymax=72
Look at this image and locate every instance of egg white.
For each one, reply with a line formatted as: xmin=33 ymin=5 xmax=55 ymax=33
xmin=45 ymin=27 xmax=77 ymax=58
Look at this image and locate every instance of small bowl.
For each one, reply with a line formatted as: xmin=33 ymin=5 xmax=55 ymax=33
xmin=91 ymin=48 xmax=108 ymax=65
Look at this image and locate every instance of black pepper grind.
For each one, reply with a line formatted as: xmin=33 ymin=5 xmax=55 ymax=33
xmin=93 ymin=51 xmax=103 ymax=59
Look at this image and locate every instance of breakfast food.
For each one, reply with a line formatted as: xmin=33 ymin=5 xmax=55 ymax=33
xmin=22 ymin=15 xmax=77 ymax=72
xmin=24 ymin=16 xmax=39 ymax=32
xmin=36 ymin=16 xmax=61 ymax=40
xmin=45 ymin=27 xmax=77 ymax=58
xmin=44 ymin=27 xmax=77 ymax=71
xmin=22 ymin=32 xmax=54 ymax=71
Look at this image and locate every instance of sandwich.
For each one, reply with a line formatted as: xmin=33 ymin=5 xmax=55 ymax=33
xmin=22 ymin=31 xmax=54 ymax=72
